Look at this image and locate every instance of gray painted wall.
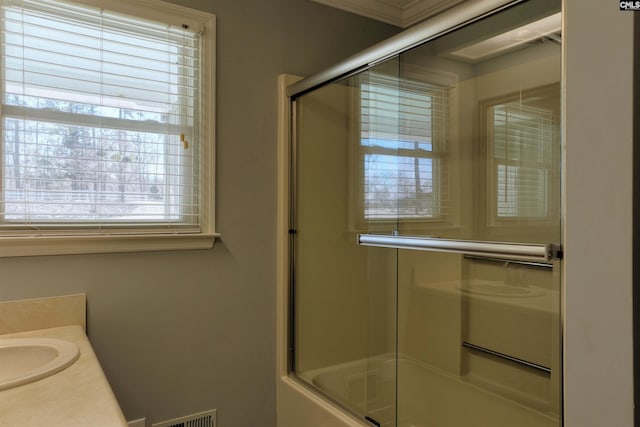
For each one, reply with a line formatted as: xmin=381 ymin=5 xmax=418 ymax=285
xmin=0 ymin=1 xmax=399 ymax=426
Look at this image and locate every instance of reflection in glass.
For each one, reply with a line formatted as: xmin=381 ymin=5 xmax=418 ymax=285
xmin=486 ymin=85 xmax=560 ymax=221
xmin=359 ymin=73 xmax=448 ymax=221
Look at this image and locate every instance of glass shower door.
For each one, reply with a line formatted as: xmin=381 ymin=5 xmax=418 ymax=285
xmin=290 ymin=0 xmax=562 ymax=425
xmin=292 ymin=61 xmax=399 ymax=426
xmin=389 ymin=0 xmax=562 ymax=425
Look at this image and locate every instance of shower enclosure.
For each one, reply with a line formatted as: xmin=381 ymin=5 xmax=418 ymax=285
xmin=287 ymin=0 xmax=562 ymax=425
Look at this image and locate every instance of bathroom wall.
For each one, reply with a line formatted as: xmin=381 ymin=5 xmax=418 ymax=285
xmin=0 ymin=1 xmax=400 ymax=426
xmin=563 ymin=0 xmax=634 ymax=425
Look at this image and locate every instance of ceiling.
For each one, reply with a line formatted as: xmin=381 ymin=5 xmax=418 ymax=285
xmin=312 ymin=0 xmax=466 ymax=28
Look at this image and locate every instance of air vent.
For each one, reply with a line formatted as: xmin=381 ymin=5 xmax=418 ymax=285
xmin=151 ymin=409 xmax=217 ymax=427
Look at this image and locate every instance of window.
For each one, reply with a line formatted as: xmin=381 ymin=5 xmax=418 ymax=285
xmin=0 ymin=0 xmax=216 ymax=256
xmin=486 ymin=85 xmax=560 ymax=224
xmin=358 ymin=71 xmax=449 ymax=223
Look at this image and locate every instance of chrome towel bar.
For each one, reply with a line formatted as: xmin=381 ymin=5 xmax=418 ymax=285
xmin=463 ymin=255 xmax=553 ymax=269
xmin=357 ymin=234 xmax=561 ymax=262
xmin=462 ymin=341 xmax=551 ymax=375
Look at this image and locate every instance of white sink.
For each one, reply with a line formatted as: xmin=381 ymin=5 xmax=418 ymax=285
xmin=459 ymin=282 xmax=544 ymax=298
xmin=0 ymin=337 xmax=80 ymax=391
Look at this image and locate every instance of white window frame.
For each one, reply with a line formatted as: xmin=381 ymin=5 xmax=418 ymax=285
xmin=0 ymin=0 xmax=217 ymax=257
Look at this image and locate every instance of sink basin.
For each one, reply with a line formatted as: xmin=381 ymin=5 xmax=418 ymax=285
xmin=459 ymin=282 xmax=544 ymax=297
xmin=0 ymin=338 xmax=80 ymax=391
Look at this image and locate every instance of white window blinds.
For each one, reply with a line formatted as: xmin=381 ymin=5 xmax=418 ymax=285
xmin=490 ymin=102 xmax=555 ymax=219
xmin=0 ymin=0 xmax=202 ymax=233
xmin=360 ymin=72 xmax=448 ymax=220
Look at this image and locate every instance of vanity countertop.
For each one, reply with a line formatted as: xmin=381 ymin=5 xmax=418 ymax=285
xmin=0 ymin=325 xmax=128 ymax=427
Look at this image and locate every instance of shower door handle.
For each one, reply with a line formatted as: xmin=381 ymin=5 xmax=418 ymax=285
xmin=357 ymin=234 xmax=561 ymax=262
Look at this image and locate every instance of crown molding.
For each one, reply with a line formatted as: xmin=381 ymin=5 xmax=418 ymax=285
xmin=313 ymin=0 xmax=405 ymax=26
xmin=403 ymin=0 xmax=466 ymax=26
xmin=312 ymin=0 xmax=467 ymax=28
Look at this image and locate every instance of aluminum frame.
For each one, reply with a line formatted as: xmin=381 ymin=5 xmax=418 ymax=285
xmin=286 ymin=0 xmax=523 ymax=99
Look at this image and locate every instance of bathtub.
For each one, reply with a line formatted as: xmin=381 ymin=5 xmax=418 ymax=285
xmin=292 ymin=354 xmax=559 ymax=427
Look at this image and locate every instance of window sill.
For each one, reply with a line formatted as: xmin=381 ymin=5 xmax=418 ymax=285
xmin=0 ymin=233 xmax=220 ymax=258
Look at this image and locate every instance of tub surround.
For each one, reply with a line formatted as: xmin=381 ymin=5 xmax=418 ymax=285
xmin=300 ymin=354 xmax=558 ymax=427
xmin=0 ymin=295 xmax=127 ymax=426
